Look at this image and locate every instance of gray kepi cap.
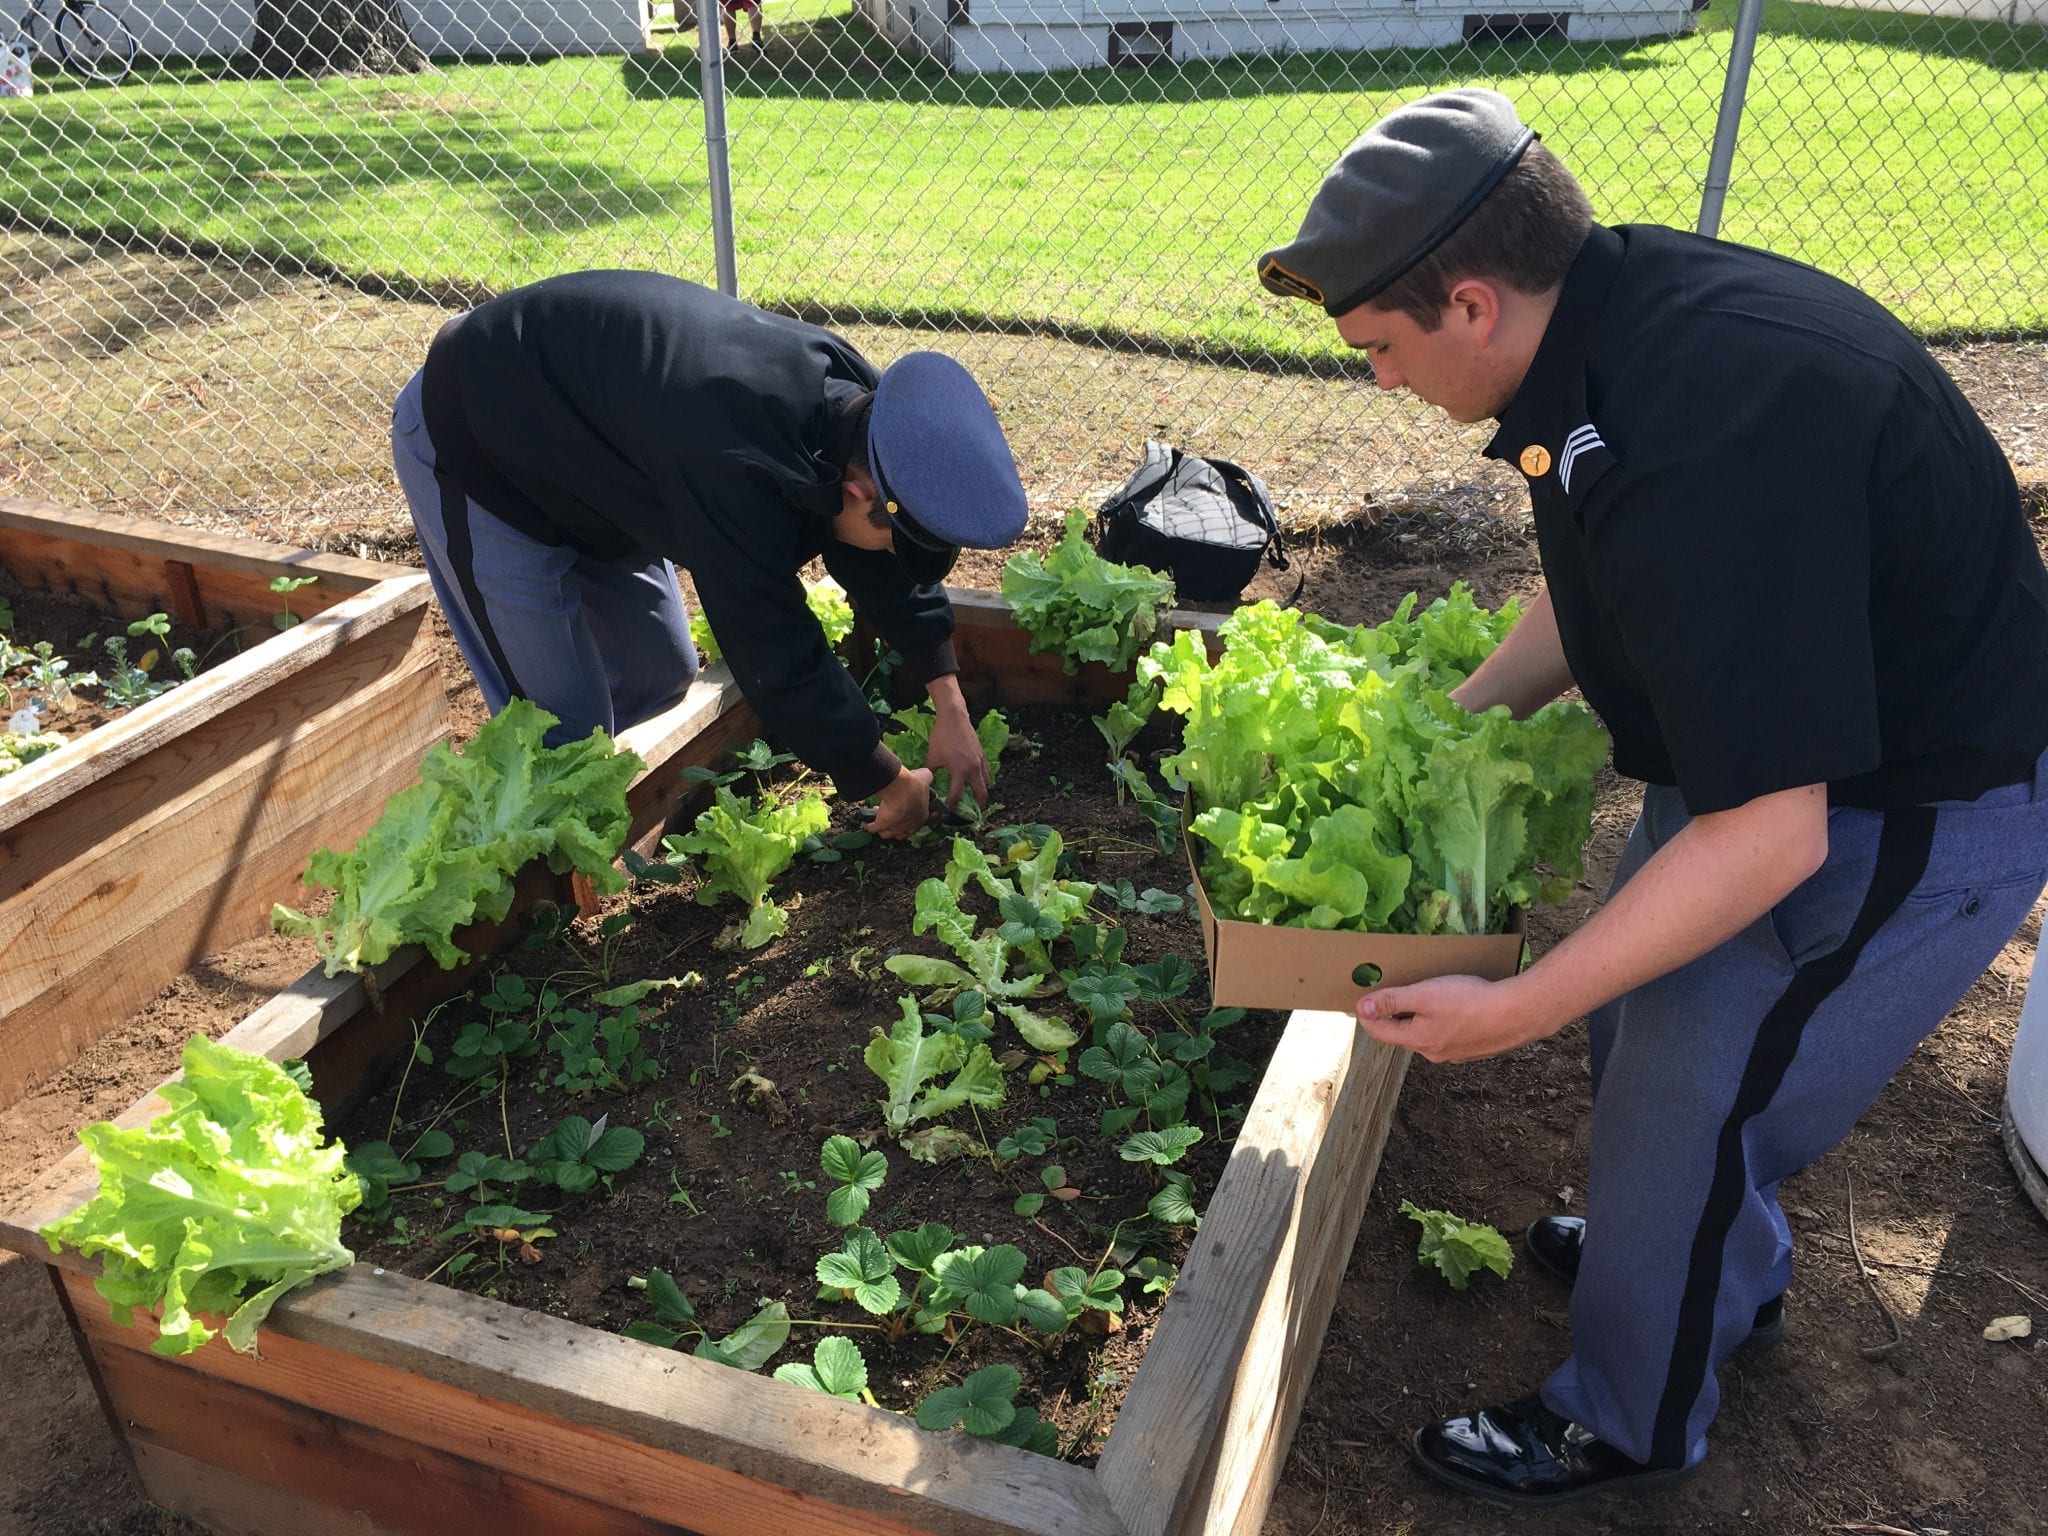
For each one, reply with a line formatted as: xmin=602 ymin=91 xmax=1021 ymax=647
xmin=1258 ymin=89 xmax=1537 ymax=318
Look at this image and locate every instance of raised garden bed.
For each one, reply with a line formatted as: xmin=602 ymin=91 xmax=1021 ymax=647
xmin=0 ymin=499 xmax=450 ymax=1109
xmin=0 ymin=593 xmax=1411 ymax=1536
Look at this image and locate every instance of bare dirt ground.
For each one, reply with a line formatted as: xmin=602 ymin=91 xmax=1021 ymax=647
xmin=2 ymin=235 xmax=2045 ymax=1536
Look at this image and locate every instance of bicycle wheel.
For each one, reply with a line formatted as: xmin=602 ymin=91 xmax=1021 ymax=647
xmin=53 ymin=1 xmax=135 ymax=83
xmin=15 ymin=2 xmax=49 ymax=60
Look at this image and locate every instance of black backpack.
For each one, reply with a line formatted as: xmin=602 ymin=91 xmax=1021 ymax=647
xmin=1095 ymin=441 xmax=1295 ymax=604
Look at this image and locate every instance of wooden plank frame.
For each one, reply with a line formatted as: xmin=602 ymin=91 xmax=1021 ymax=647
xmin=0 ymin=591 xmax=1408 ymax=1536
xmin=0 ymin=500 xmax=452 ymax=1107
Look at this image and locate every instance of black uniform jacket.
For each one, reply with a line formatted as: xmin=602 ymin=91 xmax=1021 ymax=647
xmin=1488 ymin=224 xmax=2048 ymax=815
xmin=419 ymin=271 xmax=956 ymax=800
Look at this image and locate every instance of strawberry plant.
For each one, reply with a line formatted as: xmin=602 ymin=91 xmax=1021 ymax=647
xmin=529 ymin=1113 xmax=645 ymax=1193
xmin=773 ymin=1335 xmax=874 ymax=1403
xmin=623 ymin=1269 xmax=792 ymax=1367
xmin=820 ymin=1133 xmax=888 ymax=1227
xmin=548 ymin=1002 xmax=661 ymax=1092
xmin=916 ymin=1364 xmax=1060 ymax=1455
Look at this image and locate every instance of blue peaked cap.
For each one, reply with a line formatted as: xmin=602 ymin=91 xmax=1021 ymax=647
xmin=868 ymin=352 xmax=1028 ymax=556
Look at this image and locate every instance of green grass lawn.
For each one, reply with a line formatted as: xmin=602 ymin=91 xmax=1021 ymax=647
xmin=2 ymin=0 xmax=2042 ymax=358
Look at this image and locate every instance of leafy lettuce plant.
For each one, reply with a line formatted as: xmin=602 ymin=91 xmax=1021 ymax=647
xmin=864 ymin=995 xmax=1006 ymax=1135
xmin=41 ymin=1035 xmax=361 ymax=1356
xmin=885 ymin=878 xmax=1049 ymax=1000
xmin=0 ymin=728 xmax=66 ymax=773
xmin=1001 ymin=510 xmax=1175 ymax=674
xmin=1400 ymin=1200 xmax=1514 ymax=1290
xmin=1143 ymin=591 xmax=1608 ymax=936
xmin=664 ymin=786 xmax=830 ymax=947
xmin=273 ymin=698 xmax=645 ymax=974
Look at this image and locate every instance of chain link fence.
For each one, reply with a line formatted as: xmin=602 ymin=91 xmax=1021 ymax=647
xmin=0 ymin=0 xmax=2042 ymax=531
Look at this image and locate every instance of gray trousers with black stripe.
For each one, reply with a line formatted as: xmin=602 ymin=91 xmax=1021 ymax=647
xmin=1542 ymin=755 xmax=2048 ymax=1468
xmin=390 ymin=369 xmax=699 ymax=747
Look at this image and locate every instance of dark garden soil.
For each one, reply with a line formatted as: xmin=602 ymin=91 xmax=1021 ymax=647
xmin=0 ymin=576 xmax=242 ymax=746
xmin=327 ymin=701 xmax=1281 ymax=1457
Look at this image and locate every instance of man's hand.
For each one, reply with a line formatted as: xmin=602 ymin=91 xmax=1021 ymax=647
xmin=922 ymin=675 xmax=990 ymax=813
xmin=1358 ymin=782 xmax=1831 ymax=1065
xmin=870 ymin=765 xmax=934 ymax=840
xmin=1355 ymin=974 xmax=1562 ymax=1064
xmin=1447 ymin=587 xmax=1574 ymax=720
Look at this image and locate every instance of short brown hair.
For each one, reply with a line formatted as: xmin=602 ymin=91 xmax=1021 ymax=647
xmin=1370 ymin=142 xmax=1594 ymax=331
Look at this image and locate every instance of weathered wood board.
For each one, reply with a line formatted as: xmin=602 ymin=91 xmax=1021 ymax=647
xmin=0 ymin=502 xmax=451 ymax=1106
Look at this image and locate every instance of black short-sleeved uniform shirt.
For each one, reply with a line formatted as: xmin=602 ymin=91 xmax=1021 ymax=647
xmin=418 ymin=270 xmax=958 ymax=800
xmin=1487 ymin=224 xmax=2048 ymax=815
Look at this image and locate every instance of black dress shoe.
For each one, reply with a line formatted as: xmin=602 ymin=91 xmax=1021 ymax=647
xmin=1525 ymin=1215 xmax=1786 ymax=1354
xmin=1413 ymin=1394 xmax=1697 ymax=1508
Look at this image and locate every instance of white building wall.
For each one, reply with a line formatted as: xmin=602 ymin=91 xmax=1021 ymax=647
xmin=8 ymin=0 xmax=650 ymax=62
xmin=1811 ymin=0 xmax=2043 ymax=22
xmin=36 ymin=0 xmax=257 ymax=58
xmin=408 ymin=0 xmax=650 ymax=57
xmin=856 ymin=0 xmax=954 ymax=60
xmin=933 ymin=0 xmax=1701 ymax=73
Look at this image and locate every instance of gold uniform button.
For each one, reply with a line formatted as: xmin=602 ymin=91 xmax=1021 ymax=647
xmin=1519 ymin=444 xmax=1552 ymax=478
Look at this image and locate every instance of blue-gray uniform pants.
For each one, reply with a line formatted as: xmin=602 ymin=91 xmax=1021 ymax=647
xmin=390 ymin=369 xmax=699 ymax=745
xmin=1543 ymin=756 xmax=2048 ymax=1470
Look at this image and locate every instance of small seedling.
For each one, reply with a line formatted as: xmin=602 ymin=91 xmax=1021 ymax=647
xmin=269 ymin=574 xmax=319 ymax=628
xmin=666 ymin=1172 xmax=704 ymax=1216
xmin=1012 ymin=1163 xmax=1081 ymax=1218
xmin=995 ymin=1116 xmax=1058 ymax=1163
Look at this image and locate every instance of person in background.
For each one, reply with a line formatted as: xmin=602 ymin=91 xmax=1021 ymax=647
xmin=1260 ymin=89 xmax=2048 ymax=1507
xmin=391 ymin=270 xmax=1028 ymax=839
xmin=719 ymin=0 xmax=762 ymax=50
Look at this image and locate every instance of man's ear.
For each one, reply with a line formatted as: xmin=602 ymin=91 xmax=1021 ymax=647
xmin=1445 ymin=277 xmax=1506 ymax=343
xmin=841 ymin=463 xmax=878 ymax=517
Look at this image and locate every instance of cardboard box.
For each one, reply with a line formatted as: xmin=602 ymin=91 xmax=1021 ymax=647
xmin=1184 ymin=803 xmax=1527 ymax=1014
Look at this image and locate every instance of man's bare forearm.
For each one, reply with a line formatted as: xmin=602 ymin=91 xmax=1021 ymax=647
xmin=926 ymin=671 xmax=970 ymax=719
xmin=1450 ymin=587 xmax=1575 ymax=719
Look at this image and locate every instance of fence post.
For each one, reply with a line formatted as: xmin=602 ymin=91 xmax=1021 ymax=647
xmin=1697 ymin=0 xmax=1768 ymax=240
xmin=700 ymin=11 xmax=740 ymax=298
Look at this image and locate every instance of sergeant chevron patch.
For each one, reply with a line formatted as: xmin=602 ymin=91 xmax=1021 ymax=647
xmin=1559 ymin=424 xmax=1606 ymax=495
